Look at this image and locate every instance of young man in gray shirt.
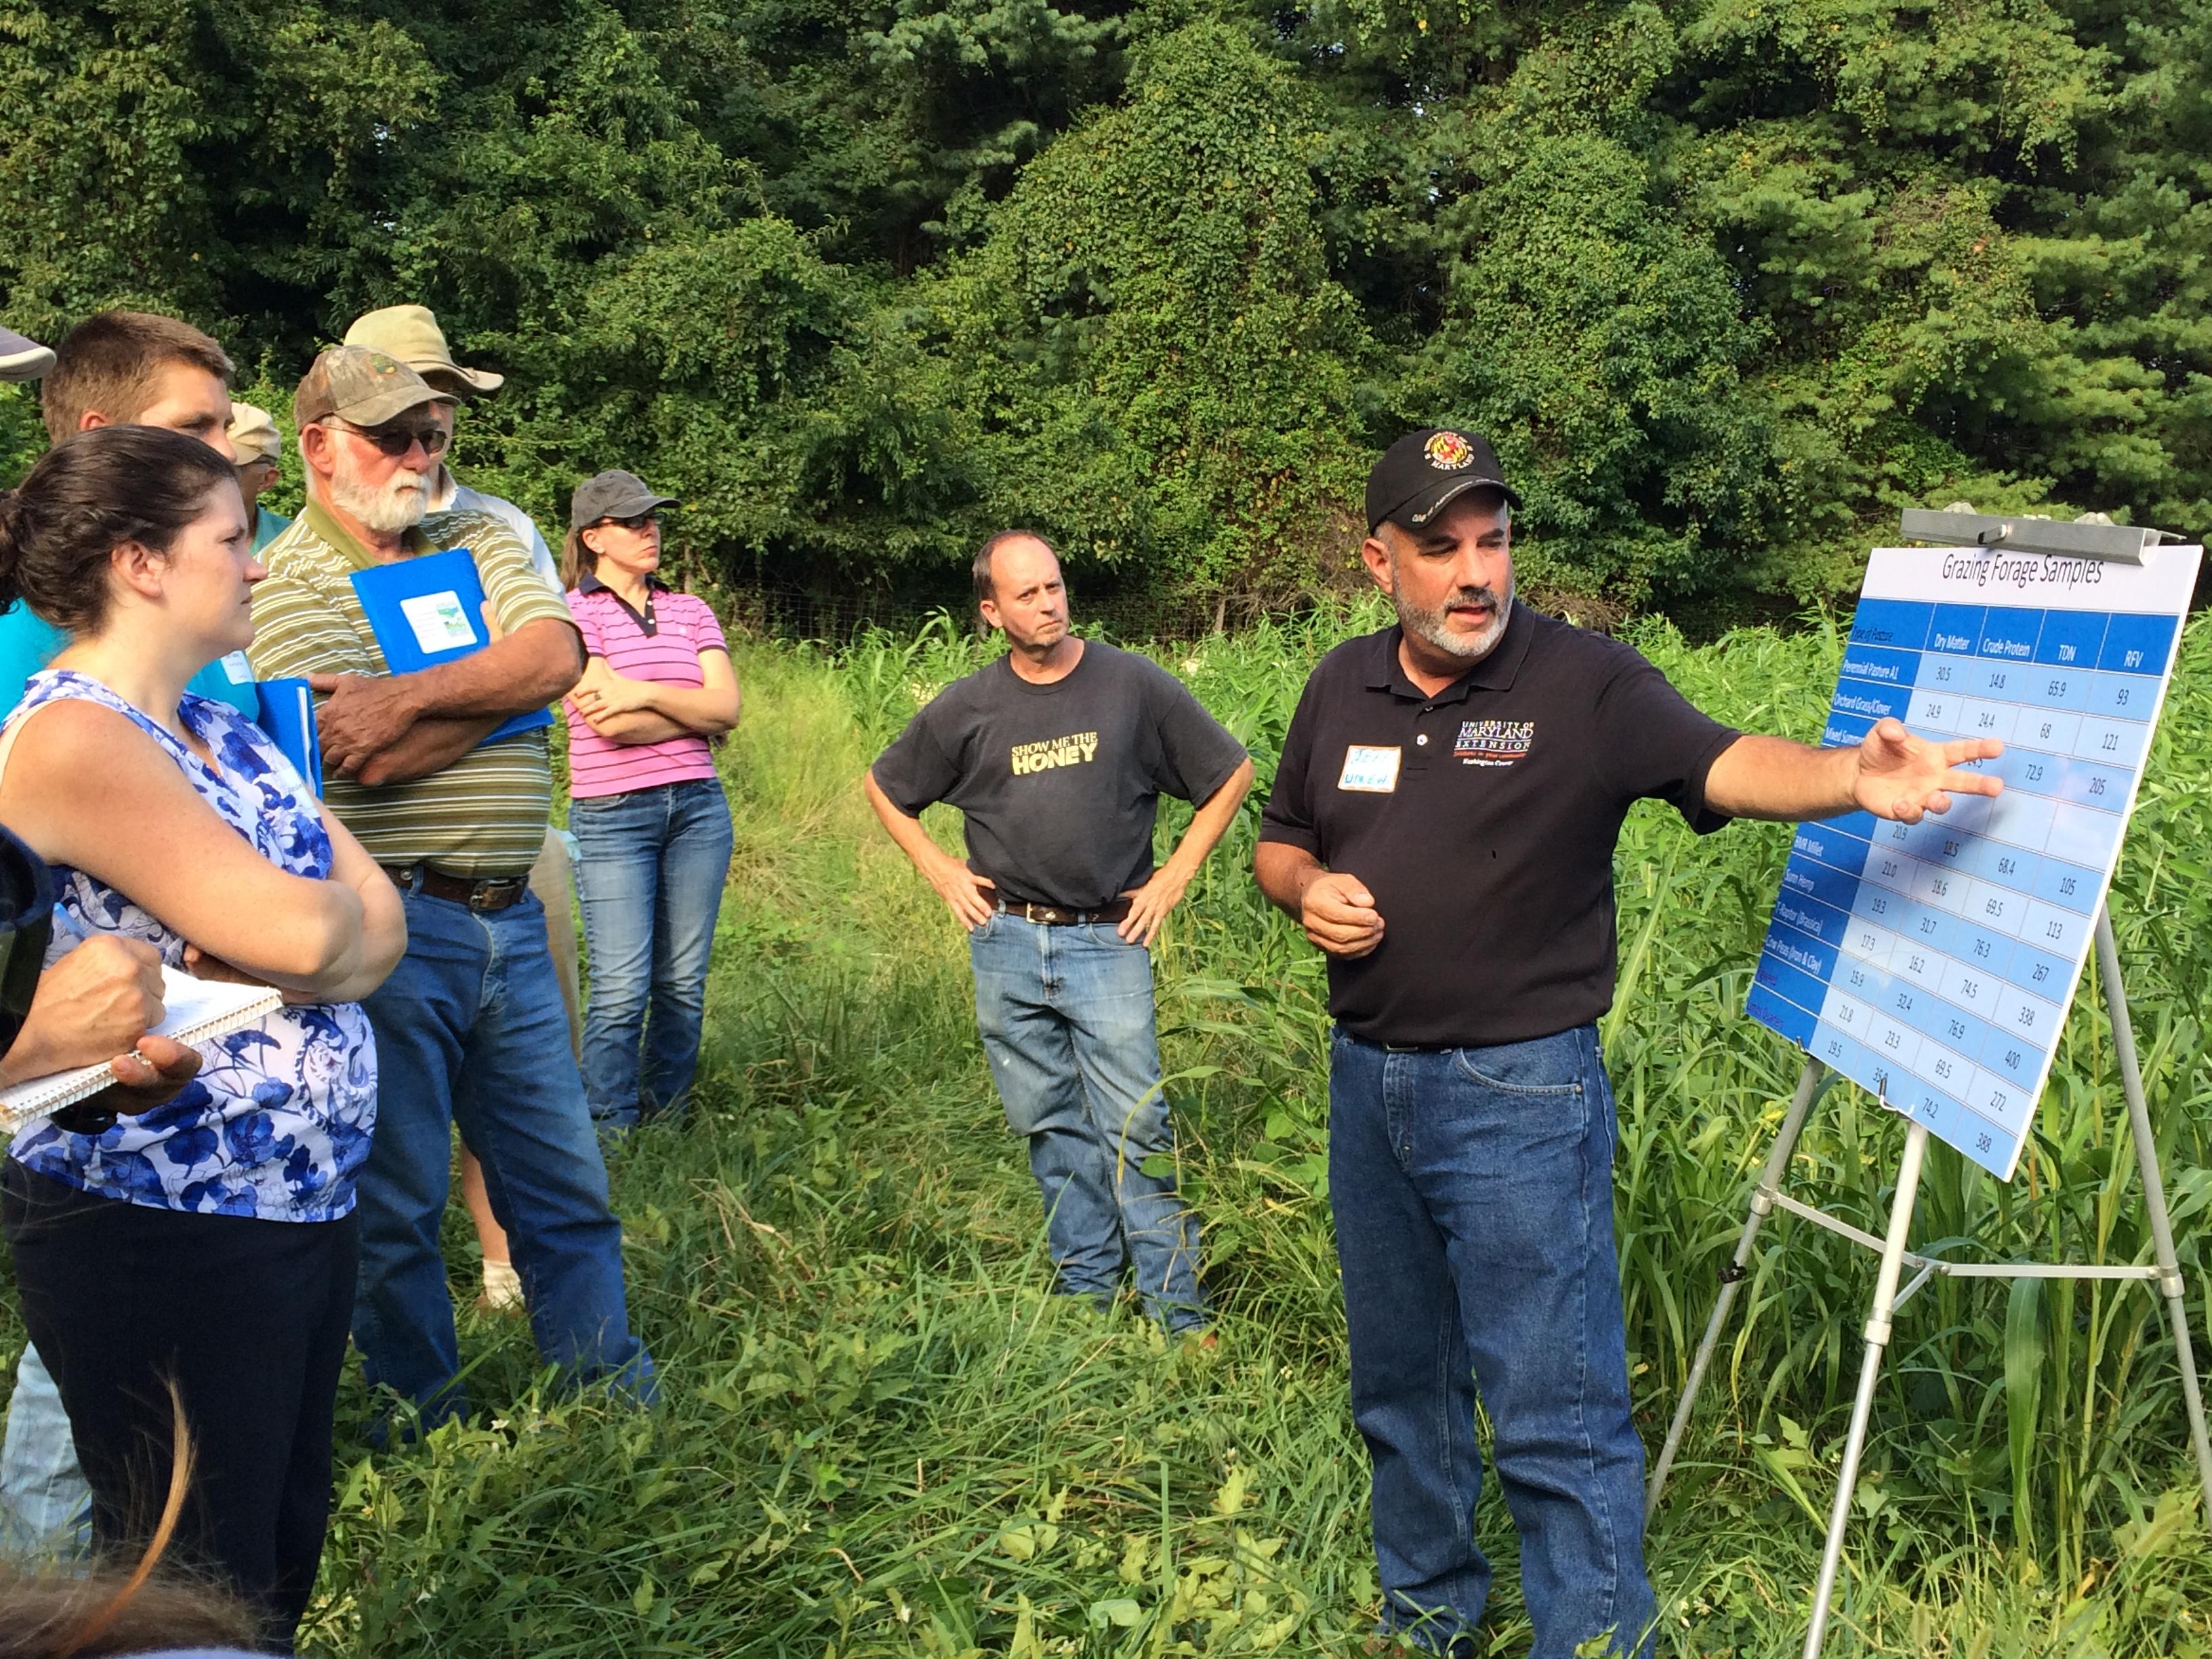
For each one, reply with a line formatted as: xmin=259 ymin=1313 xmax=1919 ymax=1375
xmin=865 ymin=531 xmax=1252 ymax=1334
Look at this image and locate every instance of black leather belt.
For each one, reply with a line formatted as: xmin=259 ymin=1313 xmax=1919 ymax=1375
xmin=998 ymin=898 xmax=1134 ymax=926
xmin=382 ymin=863 xmax=531 ymax=912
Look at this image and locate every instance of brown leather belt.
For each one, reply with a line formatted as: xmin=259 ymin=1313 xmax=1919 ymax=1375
xmin=382 ymin=863 xmax=531 ymax=912
xmin=998 ymin=897 xmax=1133 ymax=926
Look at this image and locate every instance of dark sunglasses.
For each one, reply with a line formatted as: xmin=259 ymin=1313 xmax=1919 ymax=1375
xmin=342 ymin=420 xmax=451 ymax=459
xmin=599 ymin=512 xmax=660 ymax=531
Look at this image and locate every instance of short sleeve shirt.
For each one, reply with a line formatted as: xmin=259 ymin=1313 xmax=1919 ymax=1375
xmin=442 ymin=477 xmax=562 ymax=594
xmin=1259 ymin=609 xmax=1740 ymax=1047
xmin=0 ymin=607 xmax=257 ymax=719
xmin=871 ymin=640 xmax=1248 ymax=911
xmin=247 ymin=499 xmax=577 ymax=878
xmin=565 ymin=575 xmax=729 ymax=799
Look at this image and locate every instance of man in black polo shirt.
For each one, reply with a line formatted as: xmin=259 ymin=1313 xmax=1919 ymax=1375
xmin=1254 ymin=430 xmax=2001 ymax=1658
xmin=866 ymin=531 xmax=1253 ymax=1334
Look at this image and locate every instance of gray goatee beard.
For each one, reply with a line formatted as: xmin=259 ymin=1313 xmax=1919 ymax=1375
xmin=328 ymin=462 xmax=430 ymax=535
xmin=1396 ymin=575 xmax=1515 ymax=662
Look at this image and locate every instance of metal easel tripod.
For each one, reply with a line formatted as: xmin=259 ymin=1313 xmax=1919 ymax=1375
xmin=1642 ymin=510 xmax=2212 ymax=1658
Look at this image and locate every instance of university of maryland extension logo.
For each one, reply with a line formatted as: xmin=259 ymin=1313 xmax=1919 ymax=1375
xmin=1425 ymin=430 xmax=1475 ymax=470
xmin=1456 ymin=718 xmax=1534 ymax=766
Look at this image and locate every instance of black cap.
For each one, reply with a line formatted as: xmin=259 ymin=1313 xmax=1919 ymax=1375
xmin=571 ymin=469 xmax=678 ymax=526
xmin=1365 ymin=428 xmax=1521 ymax=533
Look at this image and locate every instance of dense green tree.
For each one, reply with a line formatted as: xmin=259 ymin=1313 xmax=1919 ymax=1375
xmin=1 ymin=0 xmax=2205 ymax=621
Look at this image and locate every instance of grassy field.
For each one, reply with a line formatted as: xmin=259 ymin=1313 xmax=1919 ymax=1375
xmin=12 ymin=599 xmax=2212 ymax=1657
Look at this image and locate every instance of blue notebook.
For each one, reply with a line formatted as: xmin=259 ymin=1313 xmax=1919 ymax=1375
xmin=255 ymin=678 xmax=323 ymax=796
xmin=348 ymin=547 xmax=553 ymax=746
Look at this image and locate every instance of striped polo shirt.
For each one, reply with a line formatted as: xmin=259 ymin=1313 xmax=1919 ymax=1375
xmin=565 ymin=575 xmax=729 ymax=799
xmin=247 ymin=499 xmax=577 ymax=878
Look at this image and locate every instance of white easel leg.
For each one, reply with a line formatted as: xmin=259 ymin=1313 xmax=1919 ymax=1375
xmin=2094 ymin=906 xmax=2212 ymax=1524
xmin=1647 ymin=1057 xmax=1833 ymax=1521
xmin=1803 ymin=1119 xmax=1929 ymax=1659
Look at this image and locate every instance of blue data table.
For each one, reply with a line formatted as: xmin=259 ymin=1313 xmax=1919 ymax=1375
xmin=1745 ymin=546 xmax=2200 ymax=1177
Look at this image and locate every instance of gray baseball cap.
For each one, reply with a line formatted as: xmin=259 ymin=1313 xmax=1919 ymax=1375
xmin=293 ymin=345 xmax=445 ymax=429
xmin=0 ymin=323 xmax=55 ymax=383
xmin=571 ymin=469 xmax=678 ymax=526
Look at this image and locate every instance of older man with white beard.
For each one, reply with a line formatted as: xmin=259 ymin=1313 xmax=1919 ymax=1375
xmin=249 ymin=346 xmax=656 ymax=1426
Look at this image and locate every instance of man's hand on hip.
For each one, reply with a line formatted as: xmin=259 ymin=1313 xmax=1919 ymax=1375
xmin=310 ymin=672 xmax=425 ymax=777
xmin=1853 ymin=717 xmax=2005 ymax=823
xmin=1300 ymin=872 xmax=1385 ymax=959
xmin=927 ymin=855 xmax=998 ymax=930
xmin=1119 ymin=864 xmax=1193 ymax=949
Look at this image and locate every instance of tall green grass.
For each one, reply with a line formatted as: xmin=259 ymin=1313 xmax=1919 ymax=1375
xmin=9 ymin=602 xmax=2210 ymax=1656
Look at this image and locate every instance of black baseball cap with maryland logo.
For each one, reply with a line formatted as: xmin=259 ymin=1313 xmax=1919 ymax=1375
xmin=1364 ymin=428 xmax=1523 ymax=533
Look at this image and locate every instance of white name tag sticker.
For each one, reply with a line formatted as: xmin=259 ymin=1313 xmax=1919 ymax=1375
xmin=1338 ymin=744 xmax=1402 ymax=793
xmin=218 ymin=649 xmax=254 ymax=685
xmin=400 ymin=591 xmax=478 ymax=653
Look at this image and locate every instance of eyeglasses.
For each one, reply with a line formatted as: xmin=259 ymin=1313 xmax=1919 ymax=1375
xmin=600 ymin=512 xmax=659 ymax=531
xmin=338 ymin=420 xmax=451 ymax=459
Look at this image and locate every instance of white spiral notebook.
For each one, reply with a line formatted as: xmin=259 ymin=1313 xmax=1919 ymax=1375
xmin=0 ymin=967 xmax=282 ymax=1131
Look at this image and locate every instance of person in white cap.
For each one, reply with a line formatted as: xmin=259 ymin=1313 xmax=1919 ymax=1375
xmin=340 ymin=304 xmax=578 ymax=1316
xmin=340 ymin=306 xmax=559 ymax=592
xmin=0 ymin=322 xmax=54 ymax=382
xmin=226 ymin=402 xmax=293 ymax=554
xmin=249 ymin=346 xmax=655 ymax=1422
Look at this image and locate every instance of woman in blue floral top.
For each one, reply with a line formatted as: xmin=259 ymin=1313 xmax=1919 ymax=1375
xmin=0 ymin=427 xmax=405 ymax=1650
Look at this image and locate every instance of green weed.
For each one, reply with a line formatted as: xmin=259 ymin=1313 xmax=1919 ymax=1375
xmin=9 ymin=605 xmax=2211 ymax=1656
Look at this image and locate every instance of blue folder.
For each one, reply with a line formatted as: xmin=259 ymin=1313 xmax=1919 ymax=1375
xmin=255 ymin=677 xmax=323 ymax=797
xmin=347 ymin=547 xmax=552 ymax=745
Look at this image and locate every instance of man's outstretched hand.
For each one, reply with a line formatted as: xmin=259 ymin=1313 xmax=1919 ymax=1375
xmin=1852 ymin=717 xmax=2005 ymax=824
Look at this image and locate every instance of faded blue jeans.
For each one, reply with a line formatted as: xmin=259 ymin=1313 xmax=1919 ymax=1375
xmin=1328 ymin=1025 xmax=1655 ymax=1659
xmin=968 ymin=911 xmax=1207 ymax=1332
xmin=0 ymin=1342 xmax=88 ymax=1557
xmin=355 ymin=882 xmax=656 ymax=1423
xmin=571 ymin=779 xmax=733 ymax=1129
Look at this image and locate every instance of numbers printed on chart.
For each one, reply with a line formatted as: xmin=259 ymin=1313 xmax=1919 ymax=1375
xmin=1744 ymin=544 xmax=2199 ymax=1181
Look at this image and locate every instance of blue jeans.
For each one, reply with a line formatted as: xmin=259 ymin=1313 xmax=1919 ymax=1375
xmin=0 ymin=1342 xmax=89 ymax=1558
xmin=355 ymin=884 xmax=656 ymax=1422
xmin=571 ymin=780 xmax=733 ymax=1128
xmin=1328 ymin=1025 xmax=1654 ymax=1659
xmin=968 ymin=912 xmax=1206 ymax=1332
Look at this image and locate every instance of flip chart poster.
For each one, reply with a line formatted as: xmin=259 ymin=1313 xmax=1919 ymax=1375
xmin=1746 ymin=542 xmax=2202 ymax=1178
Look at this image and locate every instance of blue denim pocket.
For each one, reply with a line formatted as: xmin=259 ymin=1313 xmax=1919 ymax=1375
xmin=1451 ymin=1031 xmax=1589 ymax=1095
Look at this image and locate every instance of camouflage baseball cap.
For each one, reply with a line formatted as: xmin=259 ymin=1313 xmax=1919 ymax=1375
xmin=293 ymin=345 xmax=445 ymax=430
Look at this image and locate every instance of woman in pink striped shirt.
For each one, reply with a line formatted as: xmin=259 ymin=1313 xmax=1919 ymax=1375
xmin=560 ymin=471 xmax=740 ymax=1130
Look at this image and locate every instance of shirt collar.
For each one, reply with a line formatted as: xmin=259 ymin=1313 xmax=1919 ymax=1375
xmin=1361 ymin=604 xmax=1536 ymax=703
xmin=300 ymin=495 xmax=432 ymax=573
xmin=575 ymin=571 xmax=668 ymax=597
xmin=426 ymin=466 xmax=459 ymax=515
xmin=577 ymin=570 xmax=664 ymax=634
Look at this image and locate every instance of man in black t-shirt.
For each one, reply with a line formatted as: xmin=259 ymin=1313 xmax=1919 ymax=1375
xmin=866 ymin=531 xmax=1252 ymax=1334
xmin=1254 ymin=430 xmax=2004 ymax=1659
